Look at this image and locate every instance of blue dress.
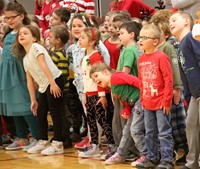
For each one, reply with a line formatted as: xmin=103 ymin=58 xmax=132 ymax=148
xmin=0 ymin=32 xmax=32 ymax=116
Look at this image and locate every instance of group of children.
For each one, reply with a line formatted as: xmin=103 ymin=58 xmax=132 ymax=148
xmin=0 ymin=1 xmax=200 ymax=169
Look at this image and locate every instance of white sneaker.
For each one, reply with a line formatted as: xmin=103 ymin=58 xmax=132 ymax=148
xmin=41 ymin=141 xmax=64 ymax=155
xmin=78 ymin=144 xmax=100 ymax=158
xmin=27 ymin=140 xmax=49 ymax=154
xmin=23 ymin=139 xmax=38 ymax=152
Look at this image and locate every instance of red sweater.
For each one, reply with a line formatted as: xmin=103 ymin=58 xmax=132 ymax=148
xmin=104 ymin=38 xmax=120 ymax=70
xmin=110 ymin=0 xmax=155 ymax=18
xmin=138 ymin=50 xmax=173 ymax=110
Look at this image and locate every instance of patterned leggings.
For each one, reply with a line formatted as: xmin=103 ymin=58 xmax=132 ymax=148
xmin=85 ymin=95 xmax=114 ymax=145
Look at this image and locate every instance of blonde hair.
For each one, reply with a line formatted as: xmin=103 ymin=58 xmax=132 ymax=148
xmin=141 ymin=24 xmax=161 ymax=40
xmin=150 ymin=9 xmax=172 ymax=37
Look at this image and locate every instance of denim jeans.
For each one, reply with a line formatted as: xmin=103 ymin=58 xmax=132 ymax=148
xmin=144 ymin=109 xmax=174 ymax=163
xmin=131 ymin=100 xmax=147 ymax=155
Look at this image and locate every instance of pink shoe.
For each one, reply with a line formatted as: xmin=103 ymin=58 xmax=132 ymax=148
xmin=74 ymin=136 xmax=90 ymax=149
xmin=105 ymin=152 xmax=125 ymax=165
xmin=131 ymin=155 xmax=146 ymax=167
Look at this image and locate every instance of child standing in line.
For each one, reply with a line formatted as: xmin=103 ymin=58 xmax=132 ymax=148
xmin=150 ymin=9 xmax=188 ymax=166
xmin=136 ymin=24 xmax=174 ymax=169
xmin=104 ymin=11 xmax=121 ymax=70
xmin=169 ymin=11 xmax=200 ymax=169
xmin=113 ymin=20 xmax=141 ymax=150
xmin=78 ymin=27 xmax=115 ymax=158
xmin=49 ymin=25 xmax=72 ymax=148
xmin=0 ymin=1 xmax=40 ymax=151
xmin=13 ymin=25 xmax=65 ymax=155
xmin=68 ymin=13 xmax=111 ymax=149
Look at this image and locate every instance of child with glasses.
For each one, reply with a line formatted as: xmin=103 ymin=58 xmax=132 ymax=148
xmin=136 ymin=24 xmax=174 ymax=169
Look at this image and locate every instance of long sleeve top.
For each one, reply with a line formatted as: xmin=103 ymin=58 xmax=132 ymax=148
xmin=138 ymin=50 xmax=173 ymax=110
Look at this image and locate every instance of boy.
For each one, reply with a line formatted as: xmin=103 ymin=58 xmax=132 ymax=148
xmin=150 ymin=9 xmax=188 ymax=166
xmin=169 ymin=11 xmax=200 ymax=169
xmin=136 ymin=24 xmax=174 ymax=169
xmin=112 ymin=20 xmax=141 ymax=150
xmin=49 ymin=25 xmax=72 ymax=149
xmin=90 ymin=62 xmax=145 ymax=165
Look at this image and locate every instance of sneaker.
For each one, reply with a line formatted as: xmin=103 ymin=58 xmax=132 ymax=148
xmin=125 ymin=150 xmax=139 ymax=162
xmin=131 ymin=155 xmax=146 ymax=167
xmin=22 ymin=139 xmax=38 ymax=152
xmin=5 ymin=138 xmax=29 ymax=150
xmin=136 ymin=158 xmax=159 ymax=168
xmin=27 ymin=140 xmax=49 ymax=154
xmin=101 ymin=145 xmax=116 ymax=161
xmin=156 ymin=161 xmax=174 ymax=169
xmin=41 ymin=141 xmax=64 ymax=155
xmin=78 ymin=144 xmax=100 ymax=158
xmin=105 ymin=152 xmax=125 ymax=165
xmin=75 ymin=136 xmax=90 ymax=149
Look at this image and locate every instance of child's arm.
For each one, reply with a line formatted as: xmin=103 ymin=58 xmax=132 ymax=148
xmin=26 ymin=72 xmax=38 ymax=116
xmin=37 ymin=54 xmax=61 ymax=98
xmin=111 ymin=72 xmax=141 ymax=89
xmin=122 ymin=66 xmax=131 ymax=74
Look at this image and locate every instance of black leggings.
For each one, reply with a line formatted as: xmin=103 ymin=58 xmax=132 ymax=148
xmin=85 ymin=95 xmax=114 ymax=145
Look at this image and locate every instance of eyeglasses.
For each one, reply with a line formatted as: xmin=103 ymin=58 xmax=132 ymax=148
xmin=4 ymin=14 xmax=20 ymax=22
xmin=138 ymin=36 xmax=157 ymax=41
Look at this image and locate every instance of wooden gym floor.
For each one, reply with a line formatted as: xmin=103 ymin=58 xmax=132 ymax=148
xmin=0 ymin=147 xmax=182 ymax=169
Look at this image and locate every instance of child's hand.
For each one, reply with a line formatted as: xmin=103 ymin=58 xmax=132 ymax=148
xmin=83 ymin=93 xmax=87 ymax=108
xmin=163 ymin=106 xmax=171 ymax=115
xmin=50 ymin=82 xmax=61 ymax=98
xmin=31 ymin=100 xmax=38 ymax=116
xmin=97 ymin=96 xmax=108 ymax=110
xmin=173 ymin=89 xmax=181 ymax=105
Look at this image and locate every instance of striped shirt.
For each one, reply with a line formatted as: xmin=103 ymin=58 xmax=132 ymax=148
xmin=51 ymin=48 xmax=70 ymax=90
xmin=63 ymin=0 xmax=95 ymax=14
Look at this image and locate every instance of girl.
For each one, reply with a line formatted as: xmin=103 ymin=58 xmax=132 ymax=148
xmin=13 ymin=25 xmax=65 ymax=155
xmin=78 ymin=27 xmax=114 ymax=158
xmin=68 ymin=13 xmax=111 ymax=149
xmin=0 ymin=1 xmax=40 ymax=151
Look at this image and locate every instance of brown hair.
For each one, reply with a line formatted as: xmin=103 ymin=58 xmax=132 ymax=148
xmin=13 ymin=25 xmax=41 ymax=60
xmin=89 ymin=62 xmax=113 ymax=78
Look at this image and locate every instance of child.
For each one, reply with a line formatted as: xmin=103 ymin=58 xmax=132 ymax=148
xmin=13 ymin=25 xmax=65 ymax=155
xmin=89 ymin=63 xmax=147 ymax=166
xmin=150 ymin=9 xmax=188 ymax=166
xmin=49 ymin=25 xmax=72 ymax=148
xmin=113 ymin=21 xmax=141 ymax=151
xmin=0 ymin=1 xmax=40 ymax=151
xmin=136 ymin=24 xmax=174 ymax=169
xmin=169 ymin=11 xmax=200 ymax=169
xmin=78 ymin=27 xmax=115 ymax=158
xmin=99 ymin=23 xmax=108 ymax=42
xmin=104 ymin=11 xmax=121 ymax=70
xmin=68 ymin=13 xmax=111 ymax=148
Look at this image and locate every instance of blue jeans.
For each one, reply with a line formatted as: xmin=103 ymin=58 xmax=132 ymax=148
xmin=131 ymin=100 xmax=147 ymax=155
xmin=144 ymin=109 xmax=174 ymax=163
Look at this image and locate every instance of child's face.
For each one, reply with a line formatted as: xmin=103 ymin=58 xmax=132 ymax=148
xmin=169 ymin=13 xmax=186 ymax=37
xmin=49 ymin=12 xmax=62 ymax=27
xmin=108 ymin=20 xmax=119 ymax=37
xmin=113 ymin=21 xmax=122 ymax=34
xmin=91 ymin=71 xmax=109 ymax=88
xmin=119 ymin=28 xmax=132 ymax=46
xmin=104 ymin=15 xmax=109 ymax=30
xmin=138 ymin=29 xmax=158 ymax=53
xmin=71 ymin=18 xmax=86 ymax=39
xmin=99 ymin=25 xmax=108 ymax=38
xmin=49 ymin=31 xmax=57 ymax=47
xmin=4 ymin=11 xmax=23 ymax=30
xmin=79 ymin=31 xmax=89 ymax=48
xmin=18 ymin=27 xmax=36 ymax=47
